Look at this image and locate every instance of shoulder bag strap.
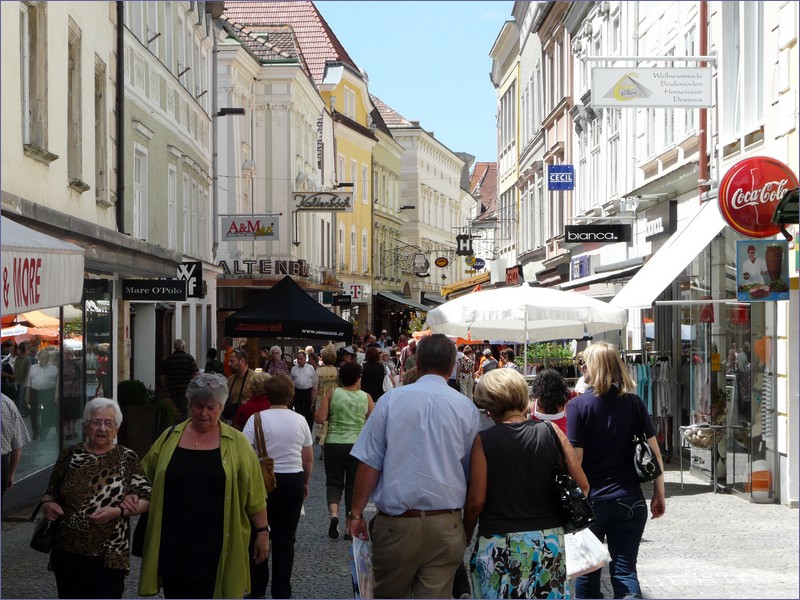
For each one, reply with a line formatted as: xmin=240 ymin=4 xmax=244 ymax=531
xmin=544 ymin=421 xmax=568 ymax=475
xmin=631 ymin=395 xmax=646 ymax=442
xmin=253 ymin=412 xmax=270 ymax=461
xmin=30 ymin=444 xmax=77 ymax=521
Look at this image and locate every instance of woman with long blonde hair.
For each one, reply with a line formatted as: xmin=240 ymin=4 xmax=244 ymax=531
xmin=566 ymin=341 xmax=666 ymax=599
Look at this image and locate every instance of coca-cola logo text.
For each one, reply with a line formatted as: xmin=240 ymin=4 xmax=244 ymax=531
xmin=719 ymin=157 xmax=798 ymax=238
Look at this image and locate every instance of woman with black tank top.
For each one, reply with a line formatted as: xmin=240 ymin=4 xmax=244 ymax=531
xmin=464 ymin=369 xmax=588 ymax=599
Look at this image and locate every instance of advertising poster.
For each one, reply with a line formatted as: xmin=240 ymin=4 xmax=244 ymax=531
xmin=736 ymin=240 xmax=790 ymax=302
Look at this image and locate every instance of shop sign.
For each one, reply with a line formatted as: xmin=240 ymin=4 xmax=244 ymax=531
xmin=719 ymin=157 xmax=799 ymax=238
xmin=570 ymin=255 xmax=591 ymax=280
xmin=641 ymin=200 xmax=675 ymax=241
xmin=473 ymin=258 xmax=486 ymax=270
xmin=176 ymin=261 xmax=204 ymax=298
xmin=548 ymin=165 xmax=575 ymax=191
xmin=122 ymin=279 xmax=187 ymax=301
xmin=434 ymin=257 xmax=449 ymax=268
xmin=592 ymin=67 xmax=713 ymax=107
xmin=220 ymin=215 xmax=279 ymax=241
xmin=506 ymin=264 xmax=523 ymax=286
xmin=332 ymin=293 xmax=351 ymax=307
xmin=735 ymin=239 xmax=790 ymax=302
xmin=84 ymin=279 xmax=111 ymax=298
xmin=293 ymin=192 xmax=353 ymax=213
xmin=455 ymin=234 xmax=473 ymax=256
xmin=565 ymin=224 xmax=631 ymax=243
xmin=219 ymin=258 xmax=310 ymax=278
xmin=413 ymin=254 xmax=430 ymax=275
xmin=340 ymin=282 xmax=370 ymax=304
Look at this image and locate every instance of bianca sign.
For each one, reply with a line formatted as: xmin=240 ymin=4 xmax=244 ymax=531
xmin=719 ymin=157 xmax=799 ymax=238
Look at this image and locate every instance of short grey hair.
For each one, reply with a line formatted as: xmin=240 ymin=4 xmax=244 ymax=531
xmin=174 ymin=339 xmax=185 ymax=351
xmin=83 ymin=398 xmax=123 ymax=427
xmin=270 ymin=345 xmax=282 ymax=354
xmin=186 ymin=372 xmax=228 ymax=409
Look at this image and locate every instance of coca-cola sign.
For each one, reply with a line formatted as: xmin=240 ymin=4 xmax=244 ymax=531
xmin=719 ymin=156 xmax=798 ymax=238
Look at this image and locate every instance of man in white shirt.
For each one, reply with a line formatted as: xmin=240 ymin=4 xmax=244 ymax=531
xmin=290 ymin=350 xmax=318 ymax=430
xmin=741 ymin=244 xmax=768 ymax=285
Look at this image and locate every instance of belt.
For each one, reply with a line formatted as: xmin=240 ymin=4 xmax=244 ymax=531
xmin=378 ymin=508 xmax=460 ymax=518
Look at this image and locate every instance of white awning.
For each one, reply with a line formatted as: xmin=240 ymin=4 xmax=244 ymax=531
xmin=2 ymin=216 xmax=85 ymax=313
xmin=610 ymin=201 xmax=726 ymax=309
xmin=559 ymin=264 xmax=641 ymax=291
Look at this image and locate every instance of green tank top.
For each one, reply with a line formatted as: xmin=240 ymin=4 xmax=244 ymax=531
xmin=326 ymin=388 xmax=369 ymax=444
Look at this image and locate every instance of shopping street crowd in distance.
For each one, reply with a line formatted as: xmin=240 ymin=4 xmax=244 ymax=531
xmin=6 ymin=331 xmax=665 ymax=599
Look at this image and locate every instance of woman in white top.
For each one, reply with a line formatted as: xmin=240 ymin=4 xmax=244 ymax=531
xmin=27 ymin=348 xmax=59 ymax=441
xmin=243 ymin=373 xmax=314 ymax=599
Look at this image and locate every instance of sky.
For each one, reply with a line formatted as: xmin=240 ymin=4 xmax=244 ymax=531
xmin=317 ymin=1 xmax=513 ymax=164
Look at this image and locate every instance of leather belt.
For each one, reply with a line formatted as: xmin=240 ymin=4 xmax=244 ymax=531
xmin=378 ymin=508 xmax=460 ymax=518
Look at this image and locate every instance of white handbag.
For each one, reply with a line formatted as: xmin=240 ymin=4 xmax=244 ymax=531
xmin=382 ymin=365 xmax=394 ymax=392
xmin=564 ymin=528 xmax=611 ymax=579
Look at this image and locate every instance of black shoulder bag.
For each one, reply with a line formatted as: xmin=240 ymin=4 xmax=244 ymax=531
xmin=545 ymin=422 xmax=596 ymax=534
xmin=632 ymin=396 xmax=662 ymax=482
xmin=131 ymin=424 xmax=177 ymax=557
xmin=29 ymin=445 xmax=77 ymax=553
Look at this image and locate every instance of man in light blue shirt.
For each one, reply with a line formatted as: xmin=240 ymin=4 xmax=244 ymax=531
xmin=348 ymin=334 xmax=480 ymax=598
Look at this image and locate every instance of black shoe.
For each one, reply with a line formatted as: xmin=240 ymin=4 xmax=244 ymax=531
xmin=343 ymin=533 xmax=353 ymax=541
xmin=328 ymin=516 xmax=339 ymax=539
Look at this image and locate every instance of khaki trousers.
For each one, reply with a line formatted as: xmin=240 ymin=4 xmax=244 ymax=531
xmin=371 ymin=511 xmax=466 ymax=599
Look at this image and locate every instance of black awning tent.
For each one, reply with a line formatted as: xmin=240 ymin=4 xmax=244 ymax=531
xmin=224 ymin=276 xmax=353 ymax=341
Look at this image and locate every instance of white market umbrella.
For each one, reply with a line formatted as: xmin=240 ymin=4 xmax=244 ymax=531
xmin=427 ymin=283 xmax=627 ymax=371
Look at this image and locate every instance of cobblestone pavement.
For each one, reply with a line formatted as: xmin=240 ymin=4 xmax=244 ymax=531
xmin=2 ymin=449 xmax=797 ymax=599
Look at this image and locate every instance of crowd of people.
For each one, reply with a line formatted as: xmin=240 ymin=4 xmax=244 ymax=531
xmin=7 ymin=331 xmax=666 ymax=599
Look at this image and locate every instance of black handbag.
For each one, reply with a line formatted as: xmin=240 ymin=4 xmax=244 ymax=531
xmin=545 ymin=422 xmax=596 ymax=534
xmin=29 ymin=445 xmax=77 ymax=554
xmin=631 ymin=396 xmax=662 ymax=482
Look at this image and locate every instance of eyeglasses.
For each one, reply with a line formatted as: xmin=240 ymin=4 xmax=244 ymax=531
xmin=89 ymin=418 xmax=117 ymax=429
xmin=192 ymin=375 xmax=226 ymax=389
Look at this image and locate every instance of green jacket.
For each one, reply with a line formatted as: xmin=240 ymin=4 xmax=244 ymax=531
xmin=137 ymin=420 xmax=267 ymax=598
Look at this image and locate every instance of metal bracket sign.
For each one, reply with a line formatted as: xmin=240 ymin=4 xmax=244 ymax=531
xmin=548 ymin=165 xmax=575 ymax=191
xmin=122 ymin=279 xmax=187 ymax=301
xmin=591 ymin=67 xmax=713 ymax=107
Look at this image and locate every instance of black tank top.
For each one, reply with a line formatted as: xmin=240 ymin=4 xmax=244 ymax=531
xmin=477 ymin=420 xmax=564 ymax=536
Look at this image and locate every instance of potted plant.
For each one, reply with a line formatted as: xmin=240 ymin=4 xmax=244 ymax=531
xmin=117 ymin=379 xmax=160 ymax=459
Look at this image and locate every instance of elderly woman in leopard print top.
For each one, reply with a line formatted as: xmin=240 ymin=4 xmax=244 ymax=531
xmin=39 ymin=398 xmax=151 ymax=599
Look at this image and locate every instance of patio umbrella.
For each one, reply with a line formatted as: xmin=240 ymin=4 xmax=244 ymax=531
xmin=426 ymin=283 xmax=627 ymax=372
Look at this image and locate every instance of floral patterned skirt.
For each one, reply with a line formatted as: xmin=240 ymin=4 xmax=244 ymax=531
xmin=470 ymin=528 xmax=569 ymax=599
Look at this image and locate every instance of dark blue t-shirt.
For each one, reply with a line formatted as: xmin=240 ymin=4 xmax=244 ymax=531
xmin=566 ymin=386 xmax=656 ymax=501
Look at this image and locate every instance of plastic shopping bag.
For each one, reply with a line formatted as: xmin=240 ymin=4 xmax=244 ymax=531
xmin=350 ymin=536 xmax=375 ymax=599
xmin=564 ymin=528 xmax=611 ymax=579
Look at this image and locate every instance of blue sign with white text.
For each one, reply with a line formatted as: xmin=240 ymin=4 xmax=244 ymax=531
xmin=548 ymin=165 xmax=575 ymax=191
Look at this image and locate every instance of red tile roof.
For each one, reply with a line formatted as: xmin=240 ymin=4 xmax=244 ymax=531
xmin=223 ymin=1 xmax=360 ymax=86
xmin=470 ymin=162 xmax=498 ymax=218
xmin=370 ymin=95 xmax=415 ymax=127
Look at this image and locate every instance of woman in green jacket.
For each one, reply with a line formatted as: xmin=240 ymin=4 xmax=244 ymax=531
xmin=138 ymin=373 xmax=270 ymax=599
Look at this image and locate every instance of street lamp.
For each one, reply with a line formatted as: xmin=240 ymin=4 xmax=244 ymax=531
xmin=215 ymin=107 xmax=245 ymax=117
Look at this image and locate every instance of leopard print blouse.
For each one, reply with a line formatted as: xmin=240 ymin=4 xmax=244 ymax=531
xmin=46 ymin=444 xmax=151 ymax=571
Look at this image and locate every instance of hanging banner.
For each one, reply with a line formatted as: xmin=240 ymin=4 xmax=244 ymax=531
xmin=736 ymin=240 xmax=790 ymax=302
xmin=591 ymin=67 xmax=713 ymax=107
xmin=220 ymin=215 xmax=279 ymax=241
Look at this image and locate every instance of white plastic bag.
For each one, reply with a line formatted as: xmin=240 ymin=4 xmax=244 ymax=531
xmin=564 ymin=528 xmax=611 ymax=579
xmin=350 ymin=536 xmax=375 ymax=599
xmin=382 ymin=365 xmax=394 ymax=392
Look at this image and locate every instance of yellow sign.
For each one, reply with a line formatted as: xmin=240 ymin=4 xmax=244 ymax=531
xmin=711 ymin=353 xmax=721 ymax=372
xmin=465 ymin=256 xmax=476 ymax=266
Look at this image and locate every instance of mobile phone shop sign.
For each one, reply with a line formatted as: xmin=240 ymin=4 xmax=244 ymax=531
xmin=592 ymin=67 xmax=712 ymax=108
xmin=122 ymin=280 xmax=187 ymax=301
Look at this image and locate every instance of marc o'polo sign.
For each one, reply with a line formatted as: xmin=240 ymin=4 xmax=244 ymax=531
xmin=565 ymin=224 xmax=631 ymax=244
xmin=122 ymin=279 xmax=187 ymax=301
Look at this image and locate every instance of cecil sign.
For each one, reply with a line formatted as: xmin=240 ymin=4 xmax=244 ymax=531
xmin=719 ymin=157 xmax=799 ymax=238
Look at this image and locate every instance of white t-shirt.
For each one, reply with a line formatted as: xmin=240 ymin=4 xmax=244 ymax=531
xmin=242 ymin=408 xmax=312 ymax=473
xmin=741 ymin=257 xmax=767 ymax=285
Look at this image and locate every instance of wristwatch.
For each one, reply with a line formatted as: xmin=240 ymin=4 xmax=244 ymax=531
xmin=255 ymin=525 xmax=271 ymax=534
xmin=347 ymin=512 xmax=363 ymax=521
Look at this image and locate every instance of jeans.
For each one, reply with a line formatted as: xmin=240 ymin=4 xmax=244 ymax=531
xmin=574 ymin=492 xmax=648 ymax=599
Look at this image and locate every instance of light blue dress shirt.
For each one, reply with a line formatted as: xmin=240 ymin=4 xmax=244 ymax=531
xmin=350 ymin=374 xmax=481 ymax=515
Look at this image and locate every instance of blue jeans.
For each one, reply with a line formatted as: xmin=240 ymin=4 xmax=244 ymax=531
xmin=574 ymin=492 xmax=648 ymax=599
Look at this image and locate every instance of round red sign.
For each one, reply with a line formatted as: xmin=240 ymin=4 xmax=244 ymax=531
xmin=718 ymin=156 xmax=798 ymax=238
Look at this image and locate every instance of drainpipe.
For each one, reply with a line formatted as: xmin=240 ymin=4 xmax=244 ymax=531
xmin=698 ymin=0 xmax=709 ymax=204
xmin=211 ymin=21 xmax=219 ymax=258
xmin=116 ymin=1 xmax=125 ymax=232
